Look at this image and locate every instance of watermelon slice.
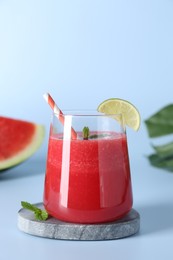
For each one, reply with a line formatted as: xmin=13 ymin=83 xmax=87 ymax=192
xmin=0 ymin=116 xmax=45 ymax=170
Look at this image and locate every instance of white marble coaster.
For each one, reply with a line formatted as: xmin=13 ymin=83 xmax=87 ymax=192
xmin=18 ymin=203 xmax=140 ymax=241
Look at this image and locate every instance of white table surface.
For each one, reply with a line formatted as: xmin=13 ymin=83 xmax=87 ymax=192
xmin=1 ymin=144 xmax=173 ymax=260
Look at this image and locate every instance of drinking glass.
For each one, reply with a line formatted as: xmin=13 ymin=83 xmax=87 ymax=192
xmin=43 ymin=111 xmax=133 ymax=224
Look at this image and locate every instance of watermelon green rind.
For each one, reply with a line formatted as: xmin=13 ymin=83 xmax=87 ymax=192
xmin=0 ymin=124 xmax=45 ymax=170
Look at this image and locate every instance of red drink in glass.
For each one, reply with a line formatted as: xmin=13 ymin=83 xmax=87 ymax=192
xmin=43 ymin=113 xmax=133 ymax=224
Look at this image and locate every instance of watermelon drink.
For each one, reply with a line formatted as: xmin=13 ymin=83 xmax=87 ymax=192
xmin=43 ymin=112 xmax=133 ymax=224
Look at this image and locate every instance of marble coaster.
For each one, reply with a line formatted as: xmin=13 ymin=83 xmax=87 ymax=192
xmin=18 ymin=203 xmax=140 ymax=241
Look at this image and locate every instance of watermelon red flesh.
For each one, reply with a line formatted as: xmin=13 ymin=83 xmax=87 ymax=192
xmin=0 ymin=117 xmax=36 ymax=160
xmin=0 ymin=116 xmax=45 ymax=170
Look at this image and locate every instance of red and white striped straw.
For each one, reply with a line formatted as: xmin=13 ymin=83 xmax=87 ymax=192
xmin=43 ymin=93 xmax=77 ymax=139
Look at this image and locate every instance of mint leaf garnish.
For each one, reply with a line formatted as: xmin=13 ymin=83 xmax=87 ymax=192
xmin=89 ymin=133 xmax=109 ymax=139
xmin=21 ymin=201 xmax=49 ymax=221
xmin=82 ymin=126 xmax=90 ymax=140
xmin=82 ymin=128 xmax=111 ymax=140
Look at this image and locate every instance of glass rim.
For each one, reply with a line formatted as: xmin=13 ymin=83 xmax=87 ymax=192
xmin=52 ymin=110 xmax=123 ymax=117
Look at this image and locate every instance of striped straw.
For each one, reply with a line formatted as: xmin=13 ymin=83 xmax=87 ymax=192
xmin=43 ymin=93 xmax=77 ymax=139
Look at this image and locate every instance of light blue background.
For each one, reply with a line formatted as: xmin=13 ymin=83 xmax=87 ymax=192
xmin=0 ymin=0 xmax=173 ymax=158
xmin=1 ymin=0 xmax=173 ymax=117
xmin=1 ymin=1 xmax=173 ymax=259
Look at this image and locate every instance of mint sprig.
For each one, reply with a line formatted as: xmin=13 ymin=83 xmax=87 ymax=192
xmin=82 ymin=127 xmax=111 ymax=140
xmin=82 ymin=126 xmax=90 ymax=140
xmin=89 ymin=133 xmax=109 ymax=139
xmin=21 ymin=201 xmax=49 ymax=221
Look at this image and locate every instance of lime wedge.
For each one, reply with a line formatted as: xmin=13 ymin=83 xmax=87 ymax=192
xmin=97 ymin=98 xmax=141 ymax=131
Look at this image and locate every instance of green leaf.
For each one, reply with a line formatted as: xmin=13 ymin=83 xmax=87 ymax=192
xmin=152 ymin=141 xmax=173 ymax=158
xmin=145 ymin=104 xmax=173 ymax=137
xmin=21 ymin=201 xmax=37 ymax=212
xmin=82 ymin=126 xmax=90 ymax=140
xmin=148 ymin=153 xmax=173 ymax=172
xmin=89 ymin=133 xmax=110 ymax=139
xmin=40 ymin=210 xmax=49 ymax=221
xmin=21 ymin=201 xmax=49 ymax=221
xmin=34 ymin=210 xmax=49 ymax=221
xmin=145 ymin=104 xmax=173 ymax=172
